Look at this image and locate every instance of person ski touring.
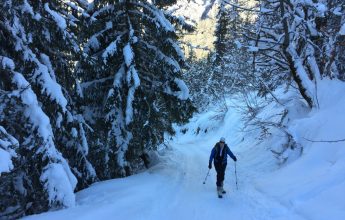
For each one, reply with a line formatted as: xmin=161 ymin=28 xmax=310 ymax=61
xmin=208 ymin=137 xmax=237 ymax=198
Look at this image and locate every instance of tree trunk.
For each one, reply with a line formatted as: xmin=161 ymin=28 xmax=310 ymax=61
xmin=280 ymin=0 xmax=314 ymax=108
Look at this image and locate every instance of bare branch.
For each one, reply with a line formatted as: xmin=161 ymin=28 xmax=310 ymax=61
xmin=303 ymin=137 xmax=345 ymax=143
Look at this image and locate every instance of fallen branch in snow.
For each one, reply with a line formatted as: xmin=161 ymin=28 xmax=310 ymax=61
xmin=303 ymin=137 xmax=345 ymax=143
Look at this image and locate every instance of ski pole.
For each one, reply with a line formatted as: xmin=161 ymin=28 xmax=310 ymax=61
xmin=235 ymin=162 xmax=238 ymax=190
xmin=203 ymin=169 xmax=211 ymax=184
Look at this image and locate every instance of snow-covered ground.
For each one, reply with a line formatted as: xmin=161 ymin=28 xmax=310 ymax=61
xmin=24 ymin=80 xmax=345 ymax=220
xmin=254 ymin=80 xmax=345 ymax=220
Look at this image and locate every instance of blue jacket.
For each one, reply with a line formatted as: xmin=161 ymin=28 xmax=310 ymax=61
xmin=209 ymin=143 xmax=236 ymax=165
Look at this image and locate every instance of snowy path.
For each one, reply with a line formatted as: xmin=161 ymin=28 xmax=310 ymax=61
xmin=25 ymin=134 xmax=307 ymax=220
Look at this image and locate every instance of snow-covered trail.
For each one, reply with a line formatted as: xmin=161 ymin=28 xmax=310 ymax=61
xmin=25 ymin=123 xmax=306 ymax=220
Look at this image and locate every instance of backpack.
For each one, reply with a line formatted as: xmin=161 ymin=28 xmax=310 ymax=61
xmin=214 ymin=143 xmax=227 ymax=163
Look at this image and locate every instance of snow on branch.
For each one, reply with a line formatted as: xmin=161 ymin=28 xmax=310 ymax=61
xmin=40 ymin=162 xmax=77 ymax=208
xmin=115 ymin=130 xmax=132 ymax=174
xmin=84 ymin=34 xmax=101 ymax=53
xmin=287 ymin=45 xmax=316 ymax=103
xmin=113 ymin=64 xmax=125 ymax=88
xmin=62 ymin=0 xmax=91 ymax=18
xmin=125 ymin=86 xmax=136 ymax=125
xmin=81 ymin=76 xmax=114 ymax=89
xmin=163 ymin=12 xmax=195 ymax=32
xmin=44 ymin=3 xmax=67 ymax=30
xmin=340 ymin=23 xmax=345 ymax=36
xmin=141 ymin=40 xmax=181 ymax=73
xmin=0 ymin=126 xmax=18 ymax=176
xmin=40 ymin=53 xmax=57 ymax=81
xmin=134 ymin=2 xmax=175 ymax=32
xmin=33 ymin=61 xmax=68 ymax=112
xmin=123 ymin=47 xmax=140 ymax=124
xmin=173 ymin=78 xmax=189 ymax=100
xmin=8 ymin=29 xmax=69 ymax=112
xmin=21 ymin=0 xmax=41 ymax=20
xmin=12 ymin=72 xmax=54 ymax=140
xmin=1 ymin=56 xmax=15 ymax=71
xmin=11 ymin=72 xmax=77 ymax=207
xmin=84 ymin=23 xmax=122 ymax=54
xmin=123 ymin=43 xmax=134 ymax=67
xmin=166 ymin=38 xmax=185 ymax=62
xmin=123 ymin=18 xmax=140 ymax=125
xmin=102 ymin=35 xmax=122 ymax=63
xmin=90 ymin=5 xmax=116 ymax=21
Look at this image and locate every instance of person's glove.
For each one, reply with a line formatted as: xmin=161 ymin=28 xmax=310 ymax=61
xmin=234 ymin=156 xmax=237 ymax=162
xmin=208 ymin=163 xmax=212 ymax=169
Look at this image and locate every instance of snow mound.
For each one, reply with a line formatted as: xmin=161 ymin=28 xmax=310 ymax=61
xmin=254 ymin=79 xmax=345 ymax=220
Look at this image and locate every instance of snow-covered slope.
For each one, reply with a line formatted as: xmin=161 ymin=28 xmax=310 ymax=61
xmin=254 ymin=80 xmax=345 ymax=220
xmin=24 ymin=80 xmax=345 ymax=220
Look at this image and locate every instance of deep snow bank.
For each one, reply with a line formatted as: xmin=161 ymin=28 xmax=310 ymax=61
xmin=253 ymin=80 xmax=345 ymax=220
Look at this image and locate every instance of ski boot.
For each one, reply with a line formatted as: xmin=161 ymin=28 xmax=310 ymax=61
xmin=221 ymin=182 xmax=226 ymax=194
xmin=217 ymin=186 xmax=223 ymax=198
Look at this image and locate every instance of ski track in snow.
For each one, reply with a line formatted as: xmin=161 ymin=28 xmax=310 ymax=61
xmin=25 ymin=135 xmax=307 ymax=220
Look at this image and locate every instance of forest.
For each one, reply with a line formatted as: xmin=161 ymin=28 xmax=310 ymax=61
xmin=1 ymin=0 xmax=344 ymax=219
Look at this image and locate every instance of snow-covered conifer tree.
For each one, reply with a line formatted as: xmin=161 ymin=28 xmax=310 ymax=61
xmin=199 ymin=0 xmax=252 ymax=107
xmin=78 ymin=0 xmax=194 ymax=178
xmin=0 ymin=0 xmax=96 ymax=218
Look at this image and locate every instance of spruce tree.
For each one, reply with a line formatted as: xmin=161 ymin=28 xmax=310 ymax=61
xmin=207 ymin=0 xmax=252 ymax=104
xmin=78 ymin=0 xmax=194 ymax=179
xmin=1 ymin=0 xmax=96 ymax=218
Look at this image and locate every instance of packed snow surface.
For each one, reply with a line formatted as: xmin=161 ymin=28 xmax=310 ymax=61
xmin=25 ymin=80 xmax=345 ymax=220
